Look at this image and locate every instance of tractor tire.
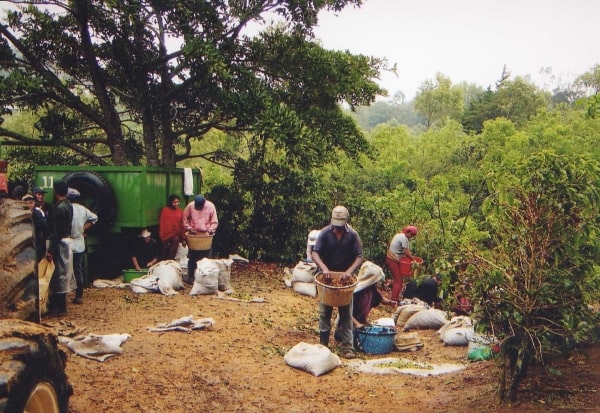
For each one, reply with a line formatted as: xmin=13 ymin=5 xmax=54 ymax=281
xmin=0 ymin=198 xmax=36 ymax=321
xmin=63 ymin=170 xmax=116 ymax=234
xmin=0 ymin=320 xmax=72 ymax=413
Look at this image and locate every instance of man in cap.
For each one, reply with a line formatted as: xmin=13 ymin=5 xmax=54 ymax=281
xmin=67 ymin=187 xmax=98 ymax=304
xmin=183 ymin=195 xmax=218 ymax=284
xmin=45 ymin=179 xmax=75 ymax=317
xmin=33 ymin=186 xmax=50 ymax=216
xmin=311 ymin=205 xmax=363 ymax=359
xmin=131 ymin=228 xmax=159 ymax=271
xmin=23 ymin=193 xmax=48 ymax=262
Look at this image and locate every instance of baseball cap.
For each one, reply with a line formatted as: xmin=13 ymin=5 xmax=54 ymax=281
xmin=21 ymin=194 xmax=34 ymax=202
xmin=331 ymin=205 xmax=349 ymax=226
xmin=33 ymin=187 xmax=46 ymax=194
xmin=67 ymin=187 xmax=80 ymax=199
xmin=194 ymin=195 xmax=206 ymax=210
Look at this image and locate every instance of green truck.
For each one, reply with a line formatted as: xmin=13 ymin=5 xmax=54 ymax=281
xmin=33 ymin=166 xmax=202 ymax=278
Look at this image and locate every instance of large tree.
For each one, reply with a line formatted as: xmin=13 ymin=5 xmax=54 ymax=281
xmin=0 ymin=0 xmax=384 ymax=167
xmin=414 ymin=73 xmax=464 ymax=130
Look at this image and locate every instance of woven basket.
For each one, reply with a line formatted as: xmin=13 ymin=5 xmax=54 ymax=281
xmin=185 ymin=232 xmax=213 ymax=251
xmin=314 ymin=272 xmax=358 ymax=307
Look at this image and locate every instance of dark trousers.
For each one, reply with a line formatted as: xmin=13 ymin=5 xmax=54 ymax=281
xmin=161 ymin=237 xmax=180 ymax=260
xmin=187 ymin=249 xmax=212 ymax=281
xmin=73 ymin=252 xmax=85 ymax=299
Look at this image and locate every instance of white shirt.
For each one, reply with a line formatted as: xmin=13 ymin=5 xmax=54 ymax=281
xmin=70 ymin=204 xmax=98 ymax=253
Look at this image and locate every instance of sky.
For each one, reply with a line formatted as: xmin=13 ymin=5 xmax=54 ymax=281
xmin=313 ymin=0 xmax=600 ymax=100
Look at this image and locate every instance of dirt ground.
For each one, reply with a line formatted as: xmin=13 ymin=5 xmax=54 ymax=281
xmin=45 ymin=261 xmax=599 ymax=412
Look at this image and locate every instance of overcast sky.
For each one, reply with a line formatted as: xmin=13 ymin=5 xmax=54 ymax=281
xmin=314 ymin=0 xmax=599 ymax=100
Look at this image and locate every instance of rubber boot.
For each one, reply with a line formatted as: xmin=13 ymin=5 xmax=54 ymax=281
xmin=319 ymin=330 xmax=330 ymax=347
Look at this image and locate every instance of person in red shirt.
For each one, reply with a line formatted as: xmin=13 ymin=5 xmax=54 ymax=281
xmin=159 ymin=194 xmax=186 ymax=260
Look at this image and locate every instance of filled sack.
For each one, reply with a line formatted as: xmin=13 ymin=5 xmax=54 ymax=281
xmin=403 ymin=309 xmax=448 ymax=331
xmin=129 ymin=260 xmax=184 ymax=295
xmin=393 ymin=304 xmax=426 ymax=328
xmin=206 ymin=258 xmax=234 ymax=293
xmin=291 ymin=261 xmax=317 ymax=283
xmin=292 ymin=281 xmax=317 ymax=297
xmin=190 ymin=258 xmax=220 ymax=295
xmin=441 ymin=326 xmax=474 ymax=346
xmin=437 ymin=316 xmax=473 ymax=340
xmin=284 ymin=342 xmax=341 ymax=377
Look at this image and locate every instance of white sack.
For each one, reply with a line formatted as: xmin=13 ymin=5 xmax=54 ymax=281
xmin=147 ymin=315 xmax=216 ymax=333
xmin=205 ymin=258 xmax=234 ymax=293
xmin=441 ymin=326 xmax=474 ymax=346
xmin=373 ymin=317 xmax=396 ymax=327
xmin=283 ymin=268 xmax=293 ymax=288
xmin=437 ymin=316 xmax=473 ymax=341
xmin=354 ymin=261 xmax=385 ymax=293
xmin=393 ymin=304 xmax=426 ymax=327
xmin=175 ymin=243 xmax=189 ymax=268
xmin=284 ymin=342 xmax=341 ymax=377
xmin=60 ymin=333 xmax=131 ymax=362
xmin=92 ymin=278 xmax=128 ymax=289
xmin=190 ymin=258 xmax=220 ymax=295
xmin=129 ymin=260 xmax=184 ymax=296
xmin=291 ymin=261 xmax=317 ymax=283
xmin=292 ymin=281 xmax=317 ymax=297
xmin=148 ymin=260 xmax=185 ymax=295
xmin=403 ymin=309 xmax=449 ymax=331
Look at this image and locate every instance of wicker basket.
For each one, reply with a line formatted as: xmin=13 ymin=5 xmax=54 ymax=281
xmin=314 ymin=272 xmax=358 ymax=307
xmin=185 ymin=232 xmax=214 ymax=251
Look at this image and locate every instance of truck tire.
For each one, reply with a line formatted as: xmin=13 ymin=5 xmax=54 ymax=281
xmin=63 ymin=171 xmax=116 ymax=233
xmin=0 ymin=320 xmax=72 ymax=413
xmin=0 ymin=198 xmax=36 ymax=321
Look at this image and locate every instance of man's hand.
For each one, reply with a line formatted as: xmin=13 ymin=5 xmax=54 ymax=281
xmin=340 ymin=273 xmax=352 ymax=283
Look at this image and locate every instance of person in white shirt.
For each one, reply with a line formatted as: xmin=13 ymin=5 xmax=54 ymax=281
xmin=67 ymin=188 xmax=98 ymax=304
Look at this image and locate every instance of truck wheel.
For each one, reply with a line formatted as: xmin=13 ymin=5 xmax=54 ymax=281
xmin=63 ymin=171 xmax=116 ymax=233
xmin=0 ymin=320 xmax=72 ymax=413
xmin=0 ymin=198 xmax=36 ymax=320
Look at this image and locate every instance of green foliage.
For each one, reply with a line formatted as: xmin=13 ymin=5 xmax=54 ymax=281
xmin=414 ymin=73 xmax=464 ymax=130
xmin=462 ymin=77 xmax=549 ymax=133
xmin=0 ymin=0 xmax=383 ymax=167
xmin=464 ymin=151 xmax=600 ymax=401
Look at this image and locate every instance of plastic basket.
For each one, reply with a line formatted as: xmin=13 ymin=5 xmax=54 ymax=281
xmin=122 ymin=269 xmax=148 ymax=283
xmin=398 ymin=256 xmax=423 ymax=277
xmin=185 ymin=233 xmax=214 ymax=251
xmin=356 ymin=326 xmax=398 ymax=354
xmin=314 ymin=272 xmax=358 ymax=307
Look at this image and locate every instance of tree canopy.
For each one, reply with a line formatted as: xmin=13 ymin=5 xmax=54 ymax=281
xmin=0 ymin=0 xmax=384 ymax=166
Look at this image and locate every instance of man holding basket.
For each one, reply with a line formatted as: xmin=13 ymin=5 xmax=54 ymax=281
xmin=311 ymin=205 xmax=363 ymax=359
